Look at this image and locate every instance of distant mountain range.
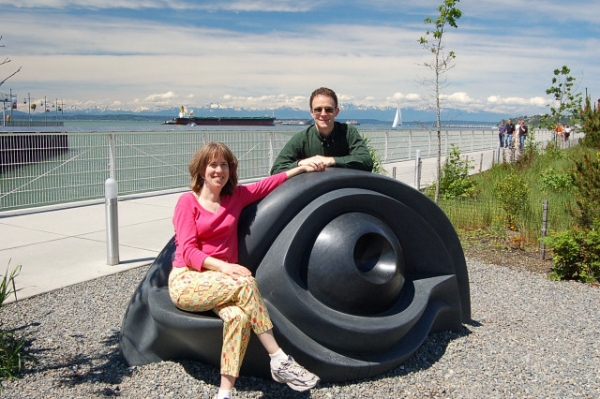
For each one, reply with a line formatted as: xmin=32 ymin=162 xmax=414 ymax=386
xmin=6 ymin=104 xmax=521 ymax=124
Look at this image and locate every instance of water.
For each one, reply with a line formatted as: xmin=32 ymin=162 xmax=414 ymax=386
xmin=61 ymin=120 xmax=399 ymax=132
xmin=1 ymin=121 xmax=500 ymax=213
xmin=61 ymin=120 xmax=495 ymax=132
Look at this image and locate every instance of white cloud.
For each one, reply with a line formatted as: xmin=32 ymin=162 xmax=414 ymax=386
xmin=144 ymin=92 xmax=178 ymax=102
xmin=2 ymin=1 xmax=597 ymax=117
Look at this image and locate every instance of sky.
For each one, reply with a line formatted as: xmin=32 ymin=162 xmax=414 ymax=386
xmin=1 ymin=0 xmax=599 ymax=119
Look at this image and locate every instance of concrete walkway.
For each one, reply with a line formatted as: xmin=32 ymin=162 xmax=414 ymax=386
xmin=0 ymin=149 xmax=497 ymax=303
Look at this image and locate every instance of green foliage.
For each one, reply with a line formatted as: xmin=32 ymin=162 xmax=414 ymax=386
xmin=570 ymin=151 xmax=600 ymax=229
xmin=516 ymin=131 xmax=541 ymax=167
xmin=0 ymin=330 xmax=33 ymax=387
xmin=433 ymin=144 xmax=476 ymax=199
xmin=438 ymin=146 xmax=598 ymax=282
xmin=0 ymin=265 xmax=35 ymax=390
xmin=579 ymin=96 xmax=600 ymax=149
xmin=362 ymin=136 xmax=387 ymax=175
xmin=493 ymin=172 xmax=530 ymax=228
xmin=419 ymin=0 xmax=462 ymax=52
xmin=541 ymin=65 xmax=583 ymax=129
xmin=0 ymin=265 xmax=19 ymax=307
xmin=539 ymin=168 xmax=573 ymax=193
xmin=544 ymin=150 xmax=600 ymax=283
xmin=543 ymin=141 xmax=565 ymax=161
xmin=547 ymin=225 xmax=600 ymax=283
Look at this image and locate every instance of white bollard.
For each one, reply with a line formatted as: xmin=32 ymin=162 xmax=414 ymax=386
xmin=105 ymin=178 xmax=120 ymax=265
xmin=414 ymin=149 xmax=421 ymax=188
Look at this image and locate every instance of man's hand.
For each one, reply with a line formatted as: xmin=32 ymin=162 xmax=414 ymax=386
xmin=298 ymin=155 xmax=335 ymax=170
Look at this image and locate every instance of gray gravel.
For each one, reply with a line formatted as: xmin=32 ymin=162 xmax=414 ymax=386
xmin=1 ymin=258 xmax=599 ymax=399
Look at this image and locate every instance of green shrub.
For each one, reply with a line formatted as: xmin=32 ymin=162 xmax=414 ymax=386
xmin=516 ymin=131 xmax=541 ymax=167
xmin=0 ymin=265 xmax=19 ymax=308
xmin=493 ymin=172 xmax=530 ymax=228
xmin=570 ymin=151 xmax=600 ymax=229
xmin=544 ymin=150 xmax=600 ymax=283
xmin=547 ymin=224 xmax=600 ymax=282
xmin=580 ymin=96 xmax=600 ymax=149
xmin=1 ymin=265 xmax=35 ymax=390
xmin=426 ymin=144 xmax=476 ymax=199
xmin=363 ymin=136 xmax=387 ymax=175
xmin=539 ymin=168 xmax=573 ymax=193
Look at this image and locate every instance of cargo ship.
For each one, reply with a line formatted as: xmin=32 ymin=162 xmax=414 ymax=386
xmin=164 ymin=106 xmax=276 ymax=126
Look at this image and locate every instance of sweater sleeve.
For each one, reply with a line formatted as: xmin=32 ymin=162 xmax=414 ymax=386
xmin=172 ymin=195 xmax=208 ymax=271
xmin=332 ymin=126 xmax=374 ymax=172
xmin=237 ymin=172 xmax=288 ymax=206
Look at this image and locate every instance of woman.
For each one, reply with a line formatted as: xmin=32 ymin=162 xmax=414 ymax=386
xmin=169 ymin=142 xmax=320 ymax=399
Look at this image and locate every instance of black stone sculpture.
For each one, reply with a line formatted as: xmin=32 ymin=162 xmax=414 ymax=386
xmin=119 ymin=168 xmax=471 ymax=383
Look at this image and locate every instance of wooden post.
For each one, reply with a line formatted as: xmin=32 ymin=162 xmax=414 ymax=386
xmin=540 ymin=200 xmax=549 ymax=260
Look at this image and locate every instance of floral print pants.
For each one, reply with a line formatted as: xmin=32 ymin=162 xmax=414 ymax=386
xmin=168 ymin=267 xmax=273 ymax=377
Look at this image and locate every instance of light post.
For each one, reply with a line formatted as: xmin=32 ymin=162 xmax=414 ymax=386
xmin=9 ymin=88 xmax=13 ymax=124
xmin=23 ymin=92 xmax=32 ymax=125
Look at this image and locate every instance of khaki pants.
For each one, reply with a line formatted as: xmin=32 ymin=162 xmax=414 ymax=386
xmin=168 ymin=267 xmax=273 ymax=377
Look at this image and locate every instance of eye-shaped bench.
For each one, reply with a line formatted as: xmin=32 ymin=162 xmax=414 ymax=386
xmin=119 ymin=168 xmax=471 ymax=383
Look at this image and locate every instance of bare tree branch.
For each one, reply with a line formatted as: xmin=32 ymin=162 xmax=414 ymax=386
xmin=0 ymin=35 xmax=22 ymax=87
xmin=0 ymin=65 xmax=21 ymax=87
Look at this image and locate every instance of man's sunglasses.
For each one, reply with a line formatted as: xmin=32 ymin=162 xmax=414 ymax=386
xmin=313 ymin=107 xmax=335 ymax=114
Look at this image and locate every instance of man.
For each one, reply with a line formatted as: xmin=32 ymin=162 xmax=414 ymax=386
xmin=505 ymin=119 xmax=515 ymax=149
xmin=564 ymin=125 xmax=572 ymax=142
xmin=498 ymin=120 xmax=507 ymax=148
xmin=518 ymin=119 xmax=528 ymax=149
xmin=270 ymin=87 xmax=373 ymax=174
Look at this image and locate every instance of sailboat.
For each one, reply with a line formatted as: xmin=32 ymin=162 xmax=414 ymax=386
xmin=392 ymin=107 xmax=402 ymax=128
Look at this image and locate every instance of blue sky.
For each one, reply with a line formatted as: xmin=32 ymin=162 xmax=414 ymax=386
xmin=1 ymin=0 xmax=598 ymax=118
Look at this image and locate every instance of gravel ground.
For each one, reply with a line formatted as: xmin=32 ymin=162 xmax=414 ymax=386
xmin=1 ymin=258 xmax=599 ymax=399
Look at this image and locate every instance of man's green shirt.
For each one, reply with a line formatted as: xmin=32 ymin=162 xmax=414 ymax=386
xmin=270 ymin=122 xmax=373 ymax=174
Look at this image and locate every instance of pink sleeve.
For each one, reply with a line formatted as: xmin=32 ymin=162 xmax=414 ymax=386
xmin=172 ymin=196 xmax=208 ymax=271
xmin=236 ymin=172 xmax=287 ymax=206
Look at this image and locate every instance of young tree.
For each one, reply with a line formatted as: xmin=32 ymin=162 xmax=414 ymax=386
xmin=418 ymin=0 xmax=462 ymax=203
xmin=542 ymin=65 xmax=582 ymax=129
xmin=579 ymin=95 xmax=600 ymax=149
xmin=0 ymin=36 xmax=21 ymax=88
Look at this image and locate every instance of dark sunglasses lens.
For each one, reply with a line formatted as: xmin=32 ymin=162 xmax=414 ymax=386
xmin=314 ymin=107 xmax=334 ymax=113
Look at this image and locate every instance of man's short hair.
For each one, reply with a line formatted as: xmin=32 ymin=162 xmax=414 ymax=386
xmin=310 ymin=87 xmax=338 ymax=109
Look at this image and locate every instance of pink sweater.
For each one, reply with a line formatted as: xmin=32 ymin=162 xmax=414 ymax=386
xmin=172 ymin=172 xmax=287 ymax=271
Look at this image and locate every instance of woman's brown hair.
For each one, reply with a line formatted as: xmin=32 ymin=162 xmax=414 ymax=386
xmin=188 ymin=142 xmax=238 ymax=196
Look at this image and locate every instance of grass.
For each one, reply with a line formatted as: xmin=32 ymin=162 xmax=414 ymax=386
xmin=0 ymin=264 xmax=36 ymax=391
xmin=436 ymin=143 xmax=583 ymax=250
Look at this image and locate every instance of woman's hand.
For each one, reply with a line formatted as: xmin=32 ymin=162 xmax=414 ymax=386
xmin=219 ymin=263 xmax=252 ymax=279
xmin=202 ymin=256 xmax=252 ymax=279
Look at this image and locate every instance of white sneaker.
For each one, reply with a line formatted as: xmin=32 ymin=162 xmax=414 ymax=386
xmin=270 ymin=355 xmax=319 ymax=391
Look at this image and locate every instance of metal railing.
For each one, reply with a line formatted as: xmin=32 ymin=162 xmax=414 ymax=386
xmin=0 ymin=128 xmax=558 ymax=213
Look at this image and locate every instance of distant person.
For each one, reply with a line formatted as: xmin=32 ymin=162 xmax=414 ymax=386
xmin=518 ymin=119 xmax=528 ymax=149
xmin=270 ymin=87 xmax=373 ymax=175
xmin=564 ymin=125 xmax=572 ymax=142
xmin=554 ymin=123 xmax=564 ymax=145
xmin=170 ymin=142 xmax=320 ymax=399
xmin=498 ymin=120 xmax=507 ymax=148
xmin=505 ymin=119 xmax=516 ymax=149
